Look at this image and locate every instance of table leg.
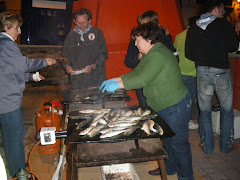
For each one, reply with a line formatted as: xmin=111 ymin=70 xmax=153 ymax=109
xmin=69 ymin=154 xmax=78 ymax=180
xmin=134 ymin=139 xmax=139 ymax=149
xmin=158 ymin=159 xmax=167 ymax=180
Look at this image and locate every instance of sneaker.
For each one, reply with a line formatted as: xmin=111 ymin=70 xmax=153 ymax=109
xmin=189 ymin=120 xmax=199 ymax=129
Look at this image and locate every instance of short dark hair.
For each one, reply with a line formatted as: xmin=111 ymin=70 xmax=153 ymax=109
xmin=137 ymin=10 xmax=159 ymax=25
xmin=199 ymin=0 xmax=223 ymax=14
xmin=73 ymin=8 xmax=92 ymax=21
xmin=132 ymin=22 xmax=163 ymax=44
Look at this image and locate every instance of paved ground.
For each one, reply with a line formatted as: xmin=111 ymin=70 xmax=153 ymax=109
xmin=1 ymin=86 xmax=240 ymax=180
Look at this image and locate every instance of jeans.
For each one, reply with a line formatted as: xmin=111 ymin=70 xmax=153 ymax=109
xmin=157 ymin=92 xmax=194 ymax=180
xmin=0 ymin=109 xmax=25 ymax=177
xmin=182 ymin=75 xmax=197 ymax=119
xmin=197 ymin=66 xmax=234 ymax=155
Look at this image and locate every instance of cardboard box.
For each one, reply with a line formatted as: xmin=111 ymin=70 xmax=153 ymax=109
xmin=101 ymin=163 xmax=140 ymax=180
xmin=212 ymin=110 xmax=240 ymax=139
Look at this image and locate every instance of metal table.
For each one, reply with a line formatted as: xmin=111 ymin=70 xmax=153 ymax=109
xmin=62 ymin=88 xmax=174 ymax=180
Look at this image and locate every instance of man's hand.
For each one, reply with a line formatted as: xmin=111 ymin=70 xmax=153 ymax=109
xmin=65 ymin=65 xmax=74 ymax=74
xmin=84 ymin=64 xmax=96 ymax=73
xmin=45 ymin=58 xmax=57 ymax=66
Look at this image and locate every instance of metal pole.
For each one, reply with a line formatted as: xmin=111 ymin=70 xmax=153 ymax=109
xmin=58 ymin=104 xmax=69 ymax=180
xmin=233 ymin=58 xmax=240 ymax=109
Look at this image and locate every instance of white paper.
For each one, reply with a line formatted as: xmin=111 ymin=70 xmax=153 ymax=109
xmin=70 ymin=69 xmax=87 ymax=75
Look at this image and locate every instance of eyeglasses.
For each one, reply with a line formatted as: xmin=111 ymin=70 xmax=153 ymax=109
xmin=15 ymin=27 xmax=21 ymax=31
xmin=135 ymin=37 xmax=143 ymax=44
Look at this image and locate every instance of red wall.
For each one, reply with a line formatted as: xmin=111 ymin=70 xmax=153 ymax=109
xmin=72 ymin=0 xmax=185 ymax=106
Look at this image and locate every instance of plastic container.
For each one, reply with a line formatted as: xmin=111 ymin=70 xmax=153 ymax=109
xmin=212 ymin=110 xmax=240 ymax=139
xmin=101 ymin=163 xmax=140 ymax=180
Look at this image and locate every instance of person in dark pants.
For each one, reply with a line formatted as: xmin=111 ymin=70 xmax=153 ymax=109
xmin=185 ymin=0 xmax=238 ymax=155
xmin=174 ymin=16 xmax=200 ymax=130
xmin=0 ymin=12 xmax=56 ymax=177
xmin=124 ymin=10 xmax=176 ymax=108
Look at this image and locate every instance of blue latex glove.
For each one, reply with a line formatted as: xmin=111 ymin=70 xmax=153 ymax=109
xmin=101 ymin=82 xmax=120 ymax=93
xmin=100 ymin=78 xmax=116 ymax=90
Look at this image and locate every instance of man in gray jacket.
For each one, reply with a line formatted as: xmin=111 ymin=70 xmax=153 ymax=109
xmin=62 ymin=8 xmax=108 ymax=89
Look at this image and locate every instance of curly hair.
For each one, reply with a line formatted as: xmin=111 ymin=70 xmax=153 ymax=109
xmin=132 ymin=22 xmax=163 ymax=44
xmin=0 ymin=11 xmax=22 ymax=32
xmin=73 ymin=8 xmax=92 ymax=21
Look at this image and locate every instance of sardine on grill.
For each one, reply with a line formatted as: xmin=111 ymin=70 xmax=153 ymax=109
xmin=154 ymin=123 xmax=164 ymax=135
xmin=75 ymin=119 xmax=89 ymax=130
xmin=100 ymin=130 xmax=126 ymax=138
xmin=87 ymin=125 xmax=106 ymax=137
xmin=141 ymin=121 xmax=152 ymax=135
xmin=141 ymin=110 xmax=151 ymax=117
xmin=123 ymin=126 xmax=140 ymax=136
xmin=79 ymin=126 xmax=94 ymax=135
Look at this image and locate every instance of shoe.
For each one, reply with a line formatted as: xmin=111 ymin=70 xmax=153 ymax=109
xmin=148 ymin=168 xmax=176 ymax=176
xmin=148 ymin=168 xmax=161 ymax=176
xmin=200 ymin=143 xmax=238 ymax=153
xmin=189 ymin=121 xmax=199 ymax=129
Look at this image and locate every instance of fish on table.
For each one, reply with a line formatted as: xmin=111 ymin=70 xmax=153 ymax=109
xmin=75 ymin=107 xmax=164 ymax=138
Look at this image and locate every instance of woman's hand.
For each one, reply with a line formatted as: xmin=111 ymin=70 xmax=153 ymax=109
xmin=33 ymin=72 xmax=45 ymax=82
xmin=101 ymin=82 xmax=120 ymax=93
xmin=45 ymin=58 xmax=57 ymax=66
xmin=100 ymin=78 xmax=116 ymax=90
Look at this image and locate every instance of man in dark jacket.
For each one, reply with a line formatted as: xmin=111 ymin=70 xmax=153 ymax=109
xmin=62 ymin=8 xmax=108 ymax=89
xmin=185 ymin=0 xmax=238 ymax=155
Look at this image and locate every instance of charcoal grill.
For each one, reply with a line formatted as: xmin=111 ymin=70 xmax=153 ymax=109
xmin=63 ymin=87 xmax=174 ymax=180
xmin=61 ymin=87 xmax=131 ymax=104
xmin=66 ymin=108 xmax=175 ymax=144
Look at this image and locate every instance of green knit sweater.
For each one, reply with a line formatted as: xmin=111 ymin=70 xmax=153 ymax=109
xmin=121 ymin=42 xmax=188 ymax=112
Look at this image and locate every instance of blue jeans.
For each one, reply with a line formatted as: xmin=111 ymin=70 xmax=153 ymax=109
xmin=0 ymin=109 xmax=25 ymax=177
xmin=182 ymin=75 xmax=197 ymax=119
xmin=157 ymin=92 xmax=194 ymax=180
xmin=197 ymin=66 xmax=234 ymax=155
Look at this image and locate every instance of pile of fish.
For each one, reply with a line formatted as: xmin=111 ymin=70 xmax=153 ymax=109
xmin=73 ymin=107 xmax=164 ymax=139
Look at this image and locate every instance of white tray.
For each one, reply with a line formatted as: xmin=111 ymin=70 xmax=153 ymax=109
xmin=101 ymin=163 xmax=140 ymax=180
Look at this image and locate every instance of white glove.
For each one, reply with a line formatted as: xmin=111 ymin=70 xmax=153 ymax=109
xmin=33 ymin=72 xmax=41 ymax=82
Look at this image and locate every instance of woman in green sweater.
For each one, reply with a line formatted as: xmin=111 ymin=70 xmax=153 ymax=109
xmin=100 ymin=22 xmax=194 ymax=180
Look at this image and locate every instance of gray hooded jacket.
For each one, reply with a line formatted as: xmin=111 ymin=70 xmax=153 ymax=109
xmin=0 ymin=33 xmax=48 ymax=114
